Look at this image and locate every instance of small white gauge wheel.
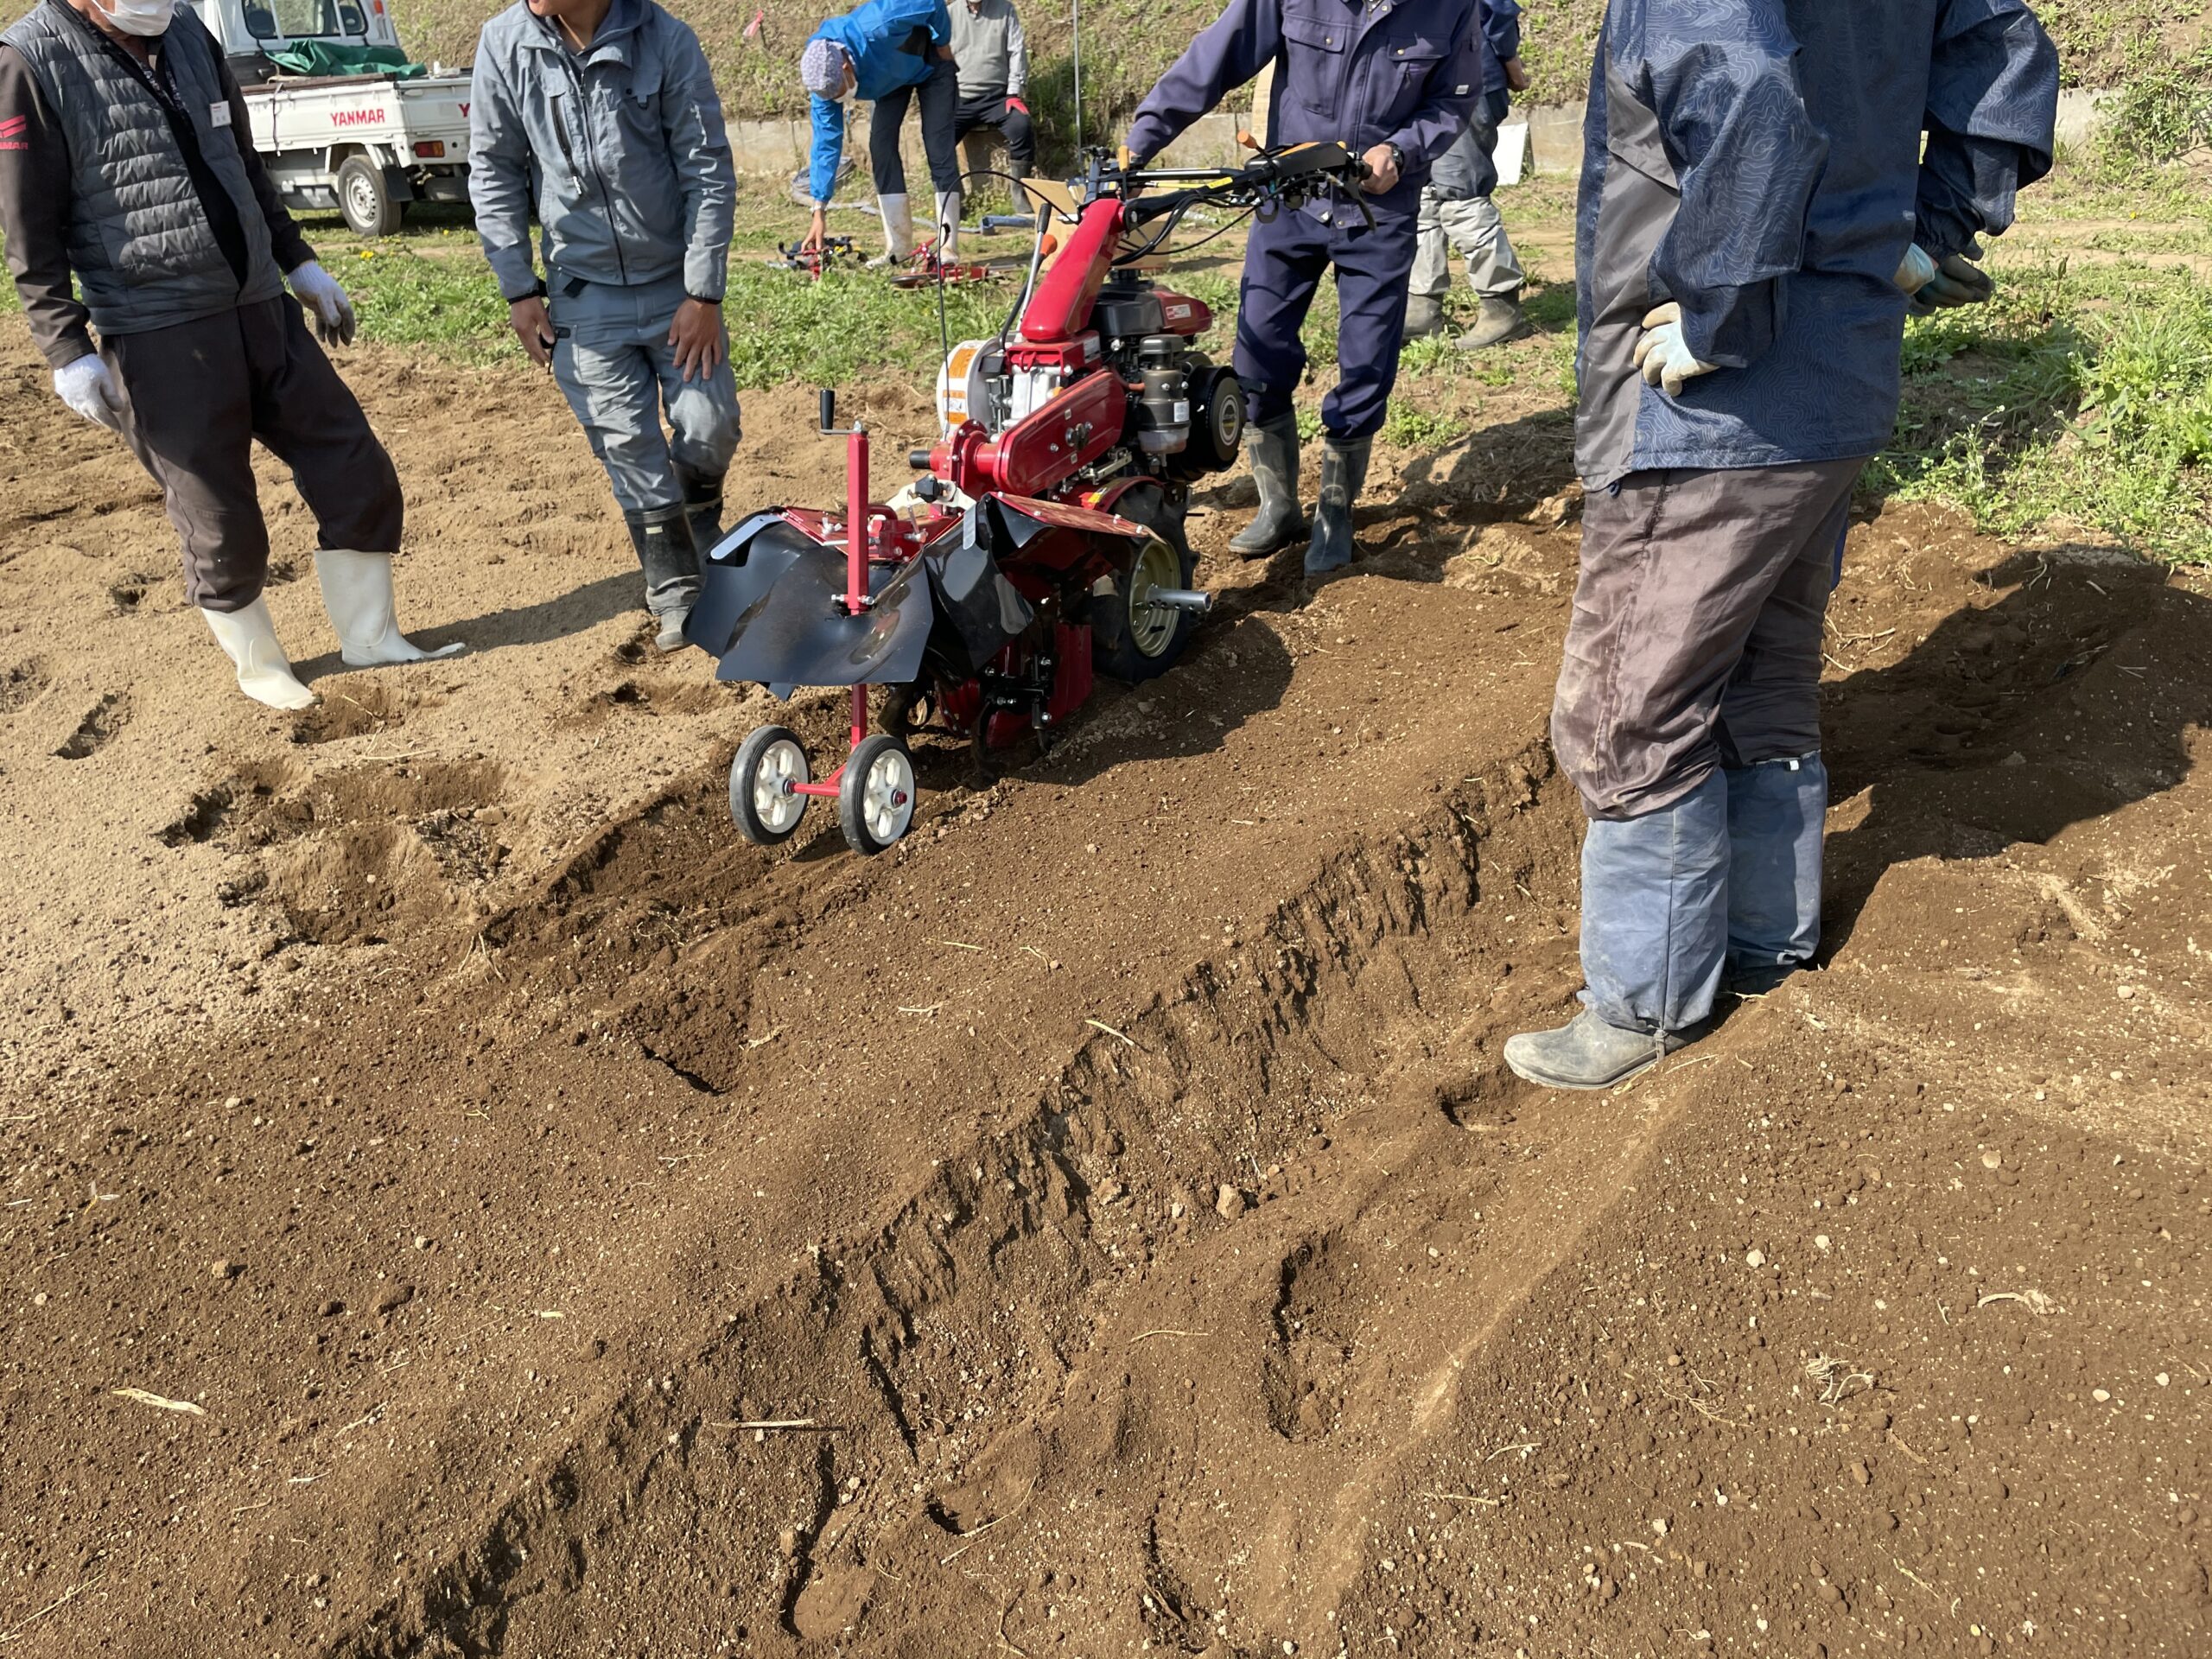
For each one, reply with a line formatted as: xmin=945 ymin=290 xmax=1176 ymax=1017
xmin=838 ymin=734 xmax=917 ymax=856
xmin=730 ymin=725 xmax=810 ymax=845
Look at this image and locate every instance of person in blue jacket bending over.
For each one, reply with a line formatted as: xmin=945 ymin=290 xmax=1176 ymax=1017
xmin=800 ymin=1 xmax=961 ymax=266
xmin=1503 ymin=0 xmax=2059 ymax=1092
xmin=1123 ymin=0 xmax=1482 ymax=578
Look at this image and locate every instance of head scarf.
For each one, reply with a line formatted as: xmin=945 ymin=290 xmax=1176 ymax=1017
xmin=800 ymin=37 xmax=850 ymax=100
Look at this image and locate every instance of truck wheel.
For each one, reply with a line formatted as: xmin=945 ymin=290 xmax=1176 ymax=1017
xmin=338 ymin=156 xmax=403 ymax=238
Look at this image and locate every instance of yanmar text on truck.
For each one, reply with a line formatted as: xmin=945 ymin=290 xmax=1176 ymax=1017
xmin=193 ymin=0 xmax=472 ymax=237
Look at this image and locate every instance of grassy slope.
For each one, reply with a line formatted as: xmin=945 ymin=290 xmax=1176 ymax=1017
xmin=0 ymin=1 xmax=2183 ymax=124
xmin=381 ymin=0 xmax=2212 ymax=120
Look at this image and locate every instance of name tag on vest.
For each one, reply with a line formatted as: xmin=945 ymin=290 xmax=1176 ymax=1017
xmin=211 ymin=101 xmax=232 ymax=127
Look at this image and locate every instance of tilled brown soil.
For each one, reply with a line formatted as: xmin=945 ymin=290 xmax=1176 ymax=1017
xmin=1 ymin=321 xmax=2208 ymax=1659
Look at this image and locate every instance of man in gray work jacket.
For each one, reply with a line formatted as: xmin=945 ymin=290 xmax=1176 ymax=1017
xmin=469 ymin=0 xmax=740 ymax=652
xmin=0 ymin=0 xmax=456 ymax=710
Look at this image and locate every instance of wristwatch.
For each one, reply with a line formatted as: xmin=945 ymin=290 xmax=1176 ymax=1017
xmin=1386 ymin=142 xmax=1407 ymax=176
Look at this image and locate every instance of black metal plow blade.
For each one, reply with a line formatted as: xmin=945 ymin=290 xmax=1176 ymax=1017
xmin=699 ymin=522 xmax=934 ymax=690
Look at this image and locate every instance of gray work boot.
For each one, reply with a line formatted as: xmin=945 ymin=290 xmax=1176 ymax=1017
xmin=625 ymin=505 xmax=702 ymax=652
xmin=1403 ymin=292 xmax=1447 ymax=340
xmin=1455 ymin=289 xmax=1532 ymax=351
xmin=1303 ymin=432 xmax=1372 ymax=576
xmin=1503 ymin=1009 xmax=1689 ymax=1091
xmin=675 ymin=463 xmax=728 ymax=559
xmin=1228 ymin=411 xmax=1304 ymax=559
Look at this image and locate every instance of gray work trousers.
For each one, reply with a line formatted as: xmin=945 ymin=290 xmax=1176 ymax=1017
xmin=1412 ymin=193 xmax=1524 ymax=300
xmin=105 ymin=296 xmax=403 ymax=613
xmin=1552 ymin=458 xmax=1864 ymax=822
xmin=1412 ymin=96 xmax=1524 ymax=302
xmin=549 ymin=271 xmax=742 ymax=517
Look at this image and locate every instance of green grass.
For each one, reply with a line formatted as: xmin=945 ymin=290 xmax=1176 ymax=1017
xmin=2091 ymin=41 xmax=2212 ymax=168
xmin=1872 ymin=257 xmax=2212 ymax=567
xmin=305 ymin=212 xmax=1014 ymax=385
xmin=1381 ymin=403 xmax=1466 ymax=447
xmin=720 ymin=264 xmax=1014 ymax=385
xmin=332 ymin=239 xmax=519 ymax=363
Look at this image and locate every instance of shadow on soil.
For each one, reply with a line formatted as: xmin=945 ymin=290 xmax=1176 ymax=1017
xmin=1821 ymin=543 xmax=2212 ymax=952
xmin=417 ymin=570 xmax=640 ymax=660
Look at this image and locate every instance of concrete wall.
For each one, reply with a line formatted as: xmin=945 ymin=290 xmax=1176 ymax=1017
xmin=731 ymin=111 xmax=1251 ymax=190
xmin=741 ymin=83 xmax=2116 ymax=188
xmin=1516 ymin=86 xmax=2113 ymax=181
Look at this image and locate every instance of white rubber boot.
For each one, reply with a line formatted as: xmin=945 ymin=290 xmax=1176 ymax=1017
xmin=870 ymin=193 xmax=915 ymax=266
xmin=315 ymin=549 xmax=466 ymax=668
xmin=202 ymin=596 xmax=317 ymax=710
xmin=935 ymin=188 xmax=963 ymax=257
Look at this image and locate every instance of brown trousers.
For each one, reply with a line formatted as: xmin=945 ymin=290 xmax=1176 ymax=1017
xmin=1553 ymin=458 xmax=1864 ymax=822
xmin=105 ymin=296 xmax=403 ymax=613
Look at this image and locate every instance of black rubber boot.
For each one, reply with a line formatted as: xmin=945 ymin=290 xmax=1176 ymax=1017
xmin=1303 ymin=433 xmax=1372 ymax=576
xmin=1227 ymin=411 xmax=1303 ymax=558
xmin=1454 ymin=289 xmax=1532 ymax=351
xmin=625 ymin=505 xmax=702 ymax=652
xmin=1403 ymin=292 xmax=1447 ymax=340
xmin=674 ymin=464 xmax=728 ymax=559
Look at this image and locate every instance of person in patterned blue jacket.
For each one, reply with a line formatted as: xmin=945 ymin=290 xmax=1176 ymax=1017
xmin=1124 ymin=0 xmax=1482 ymax=578
xmin=1503 ymin=0 xmax=2059 ymax=1091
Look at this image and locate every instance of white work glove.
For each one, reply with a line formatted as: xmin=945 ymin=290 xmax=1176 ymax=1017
xmin=1633 ymin=302 xmax=1719 ymax=397
xmin=54 ymin=353 xmax=124 ymax=431
xmin=288 ymin=259 xmax=358 ymax=346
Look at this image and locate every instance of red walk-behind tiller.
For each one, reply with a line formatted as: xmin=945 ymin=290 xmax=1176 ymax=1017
xmin=685 ymin=141 xmax=1368 ymax=857
xmin=770 ymin=235 xmax=863 ymax=278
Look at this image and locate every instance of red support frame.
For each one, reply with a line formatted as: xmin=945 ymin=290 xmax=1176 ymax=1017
xmin=791 ymin=422 xmax=875 ymax=800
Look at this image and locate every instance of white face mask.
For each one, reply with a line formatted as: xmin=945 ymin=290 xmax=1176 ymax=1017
xmin=99 ymin=0 xmax=173 ymax=37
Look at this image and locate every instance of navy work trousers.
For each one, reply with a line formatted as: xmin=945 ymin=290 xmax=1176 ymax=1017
xmin=1233 ymin=204 xmax=1419 ymax=442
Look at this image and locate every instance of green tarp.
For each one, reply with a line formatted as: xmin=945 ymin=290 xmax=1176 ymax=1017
xmin=261 ymin=41 xmax=425 ymax=79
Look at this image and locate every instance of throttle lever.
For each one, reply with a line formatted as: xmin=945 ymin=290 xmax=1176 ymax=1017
xmin=1349 ymin=151 xmax=1378 ymax=230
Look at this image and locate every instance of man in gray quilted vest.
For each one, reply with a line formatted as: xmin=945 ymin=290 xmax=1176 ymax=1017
xmin=0 ymin=0 xmax=458 ymax=710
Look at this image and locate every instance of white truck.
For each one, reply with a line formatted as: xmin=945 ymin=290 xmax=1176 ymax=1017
xmin=191 ymin=0 xmax=472 ymax=238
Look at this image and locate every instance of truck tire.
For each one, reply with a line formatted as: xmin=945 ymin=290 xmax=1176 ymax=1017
xmin=338 ymin=156 xmax=404 ymax=238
